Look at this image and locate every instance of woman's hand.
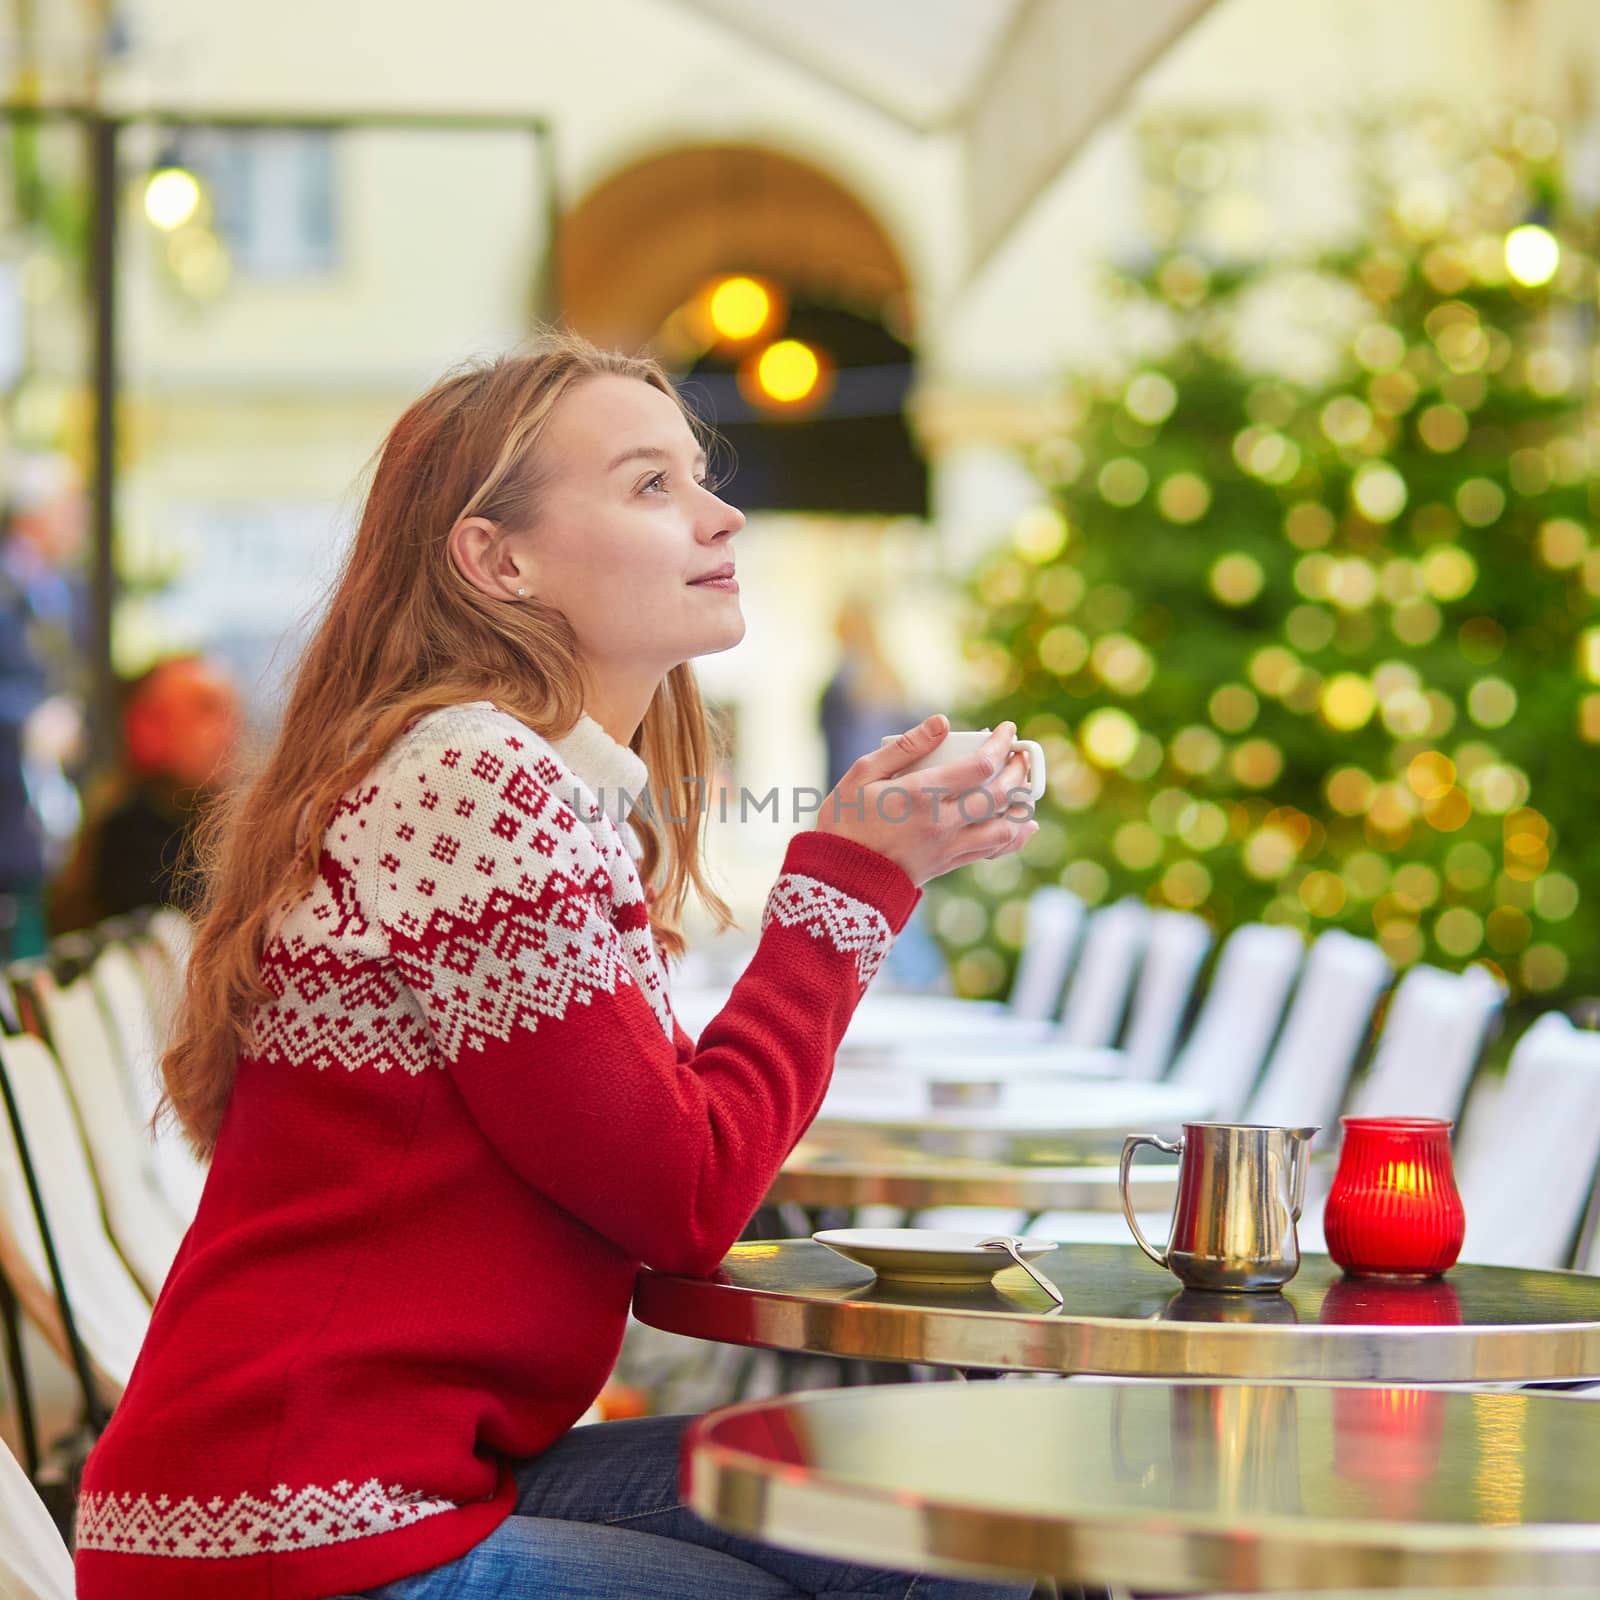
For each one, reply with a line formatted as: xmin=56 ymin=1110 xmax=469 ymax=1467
xmin=814 ymin=714 xmax=1039 ymax=888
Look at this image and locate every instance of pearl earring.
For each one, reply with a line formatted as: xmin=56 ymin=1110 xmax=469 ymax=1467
xmin=516 ymin=587 xmax=527 ymax=597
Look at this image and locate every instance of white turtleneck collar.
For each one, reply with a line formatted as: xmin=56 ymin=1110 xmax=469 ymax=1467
xmin=546 ymin=711 xmax=650 ymax=825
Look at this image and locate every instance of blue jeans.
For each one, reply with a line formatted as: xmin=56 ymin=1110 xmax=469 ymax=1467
xmin=351 ymin=1413 xmax=1033 ymax=1599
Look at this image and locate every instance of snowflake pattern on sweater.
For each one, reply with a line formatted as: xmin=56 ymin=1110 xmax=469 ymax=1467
xmin=249 ymin=704 xmax=678 ymax=1079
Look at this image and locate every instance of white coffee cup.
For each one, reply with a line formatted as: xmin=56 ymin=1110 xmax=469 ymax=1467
xmin=879 ymin=727 xmax=1047 ymax=803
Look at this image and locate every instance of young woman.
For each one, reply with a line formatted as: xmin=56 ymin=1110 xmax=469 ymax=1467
xmin=73 ymin=332 xmax=1039 ymax=1600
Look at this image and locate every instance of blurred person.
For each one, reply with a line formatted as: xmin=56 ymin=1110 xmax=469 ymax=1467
xmin=50 ymin=655 xmax=241 ymax=933
xmin=818 ymin=596 xmax=950 ymax=990
xmin=73 ymin=333 xmax=1037 ymax=1600
xmin=0 ymin=450 xmax=90 ymax=958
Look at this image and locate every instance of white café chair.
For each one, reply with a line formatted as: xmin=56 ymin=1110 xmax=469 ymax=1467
xmin=1006 ymin=886 xmax=1085 ymax=1024
xmin=1057 ymin=898 xmax=1152 ymax=1051
xmin=89 ymin=944 xmax=209 ymax=1224
xmin=1167 ymin=923 xmax=1303 ymax=1118
xmin=1343 ymin=963 xmax=1505 ymax=1123
xmin=0 ymin=1034 xmax=150 ymax=1390
xmin=1117 ymin=911 xmax=1213 ymax=1082
xmin=1456 ymin=1013 xmax=1600 ymax=1269
xmin=1244 ymin=929 xmax=1392 ymax=1132
xmin=0 ymin=1439 xmax=73 ymax=1600
xmin=143 ymin=906 xmax=195 ymax=973
xmin=23 ymin=967 xmax=185 ymax=1299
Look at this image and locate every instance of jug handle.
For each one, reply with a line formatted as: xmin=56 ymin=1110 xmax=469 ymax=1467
xmin=1120 ymin=1132 xmax=1184 ymax=1269
xmin=1288 ymin=1133 xmax=1315 ymax=1223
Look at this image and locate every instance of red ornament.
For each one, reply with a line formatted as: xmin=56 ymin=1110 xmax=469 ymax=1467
xmin=1324 ymin=1117 xmax=1465 ymax=1279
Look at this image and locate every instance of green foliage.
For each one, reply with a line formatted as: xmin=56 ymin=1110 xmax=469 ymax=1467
xmin=941 ymin=113 xmax=1600 ymax=1004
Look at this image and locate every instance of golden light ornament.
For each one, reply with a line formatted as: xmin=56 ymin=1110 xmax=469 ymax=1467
xmin=1327 ymin=767 xmax=1376 ymax=816
xmin=1504 ymin=224 xmax=1560 ymax=287
xmin=1157 ymin=471 xmax=1210 ymax=523
xmin=1526 ymin=349 xmax=1574 ymax=397
xmin=1037 ymin=624 xmax=1089 ymax=677
xmin=1328 ymin=558 xmax=1379 ymax=611
xmin=706 ymin=275 xmax=775 ymax=342
xmin=748 ymin=340 xmax=825 ymax=406
xmin=1231 ymin=738 xmax=1284 ymax=789
xmin=1179 ymin=800 xmax=1229 ymax=851
xmin=1392 ymin=601 xmax=1443 ymax=647
xmin=1320 ymin=395 xmax=1373 ymax=446
xmin=1354 ymin=323 xmax=1406 ymax=372
xmin=1421 ymin=546 xmax=1477 ymax=602
xmin=1456 ymin=478 xmax=1506 ymax=527
xmin=1243 ymin=825 xmax=1297 ymax=881
xmin=1012 ymin=505 xmax=1068 ymax=563
xmin=1485 ymin=905 xmax=1532 ymax=955
xmin=1580 ymin=628 xmax=1600 ymax=684
xmin=1509 ymin=449 xmax=1553 ymax=496
xmin=1209 ymin=553 xmax=1265 ymax=607
xmin=1406 ymin=751 xmax=1456 ymax=800
xmin=1113 ymin=821 xmax=1162 ymax=870
xmin=1467 ymin=678 xmax=1517 ymax=729
xmin=1299 ymin=870 xmax=1347 ymax=918
xmin=1091 ymin=633 xmax=1154 ymax=694
xmin=1321 ymin=673 xmax=1376 ymax=731
xmin=1535 ymin=872 xmax=1580 ymax=920
xmin=1394 ymin=863 xmax=1441 ymax=908
xmin=1161 ymin=859 xmax=1211 ymax=909
xmin=1351 ymin=461 xmax=1407 ymax=523
xmin=1445 ymin=841 xmax=1494 ymax=890
xmin=1417 ymin=404 xmax=1468 ymax=452
xmin=1063 ymin=859 xmax=1110 ymax=904
xmin=1080 ymin=707 xmax=1139 ymax=769
xmin=1209 ymin=684 xmax=1258 ymax=733
xmin=1538 ymin=519 xmax=1587 ymax=570
xmin=1435 ymin=907 xmax=1484 ymax=958
xmin=1249 ymin=645 xmax=1301 ymax=697
xmin=1344 ymin=851 xmax=1391 ymax=899
xmin=954 ymin=949 xmax=1007 ymax=998
xmin=1521 ymin=945 xmax=1569 ymax=993
xmin=1171 ymin=726 xmax=1223 ymax=775
xmin=1036 ymin=567 xmax=1085 ymax=615
xmin=1125 ymin=372 xmax=1178 ymax=424
xmin=144 ymin=164 xmax=202 ymax=230
xmin=1285 ymin=503 xmax=1335 ymax=550
xmin=1286 ymin=604 xmax=1336 ymax=652
xmin=1097 ymin=457 xmax=1149 ymax=506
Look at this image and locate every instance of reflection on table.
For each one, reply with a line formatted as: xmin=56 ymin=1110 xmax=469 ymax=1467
xmin=685 ymin=1381 xmax=1600 ymax=1591
xmin=635 ymin=1239 xmax=1600 ymax=1381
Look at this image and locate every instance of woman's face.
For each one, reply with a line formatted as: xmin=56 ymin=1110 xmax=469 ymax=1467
xmin=517 ymin=374 xmax=746 ymax=676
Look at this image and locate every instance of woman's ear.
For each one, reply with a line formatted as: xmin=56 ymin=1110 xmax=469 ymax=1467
xmin=449 ymin=516 xmax=532 ymax=601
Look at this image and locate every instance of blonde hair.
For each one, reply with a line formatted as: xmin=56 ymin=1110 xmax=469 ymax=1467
xmin=162 ymin=330 xmax=733 ymax=1158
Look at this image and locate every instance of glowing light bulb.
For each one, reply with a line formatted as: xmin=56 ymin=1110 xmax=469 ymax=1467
xmin=754 ymin=340 xmax=821 ymax=404
xmin=707 ymin=276 xmax=771 ymax=341
xmin=144 ymin=166 xmax=201 ymax=231
xmin=1504 ymin=224 xmax=1559 ymax=287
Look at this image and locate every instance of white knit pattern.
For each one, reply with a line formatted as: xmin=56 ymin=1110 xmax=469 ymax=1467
xmin=761 ymin=872 xmax=894 ymax=990
xmin=75 ymin=1477 xmax=456 ymax=1558
xmin=248 ymin=705 xmax=674 ymax=1077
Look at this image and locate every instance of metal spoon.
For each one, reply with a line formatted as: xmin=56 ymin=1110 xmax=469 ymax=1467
xmin=979 ymin=1235 xmax=1064 ymax=1309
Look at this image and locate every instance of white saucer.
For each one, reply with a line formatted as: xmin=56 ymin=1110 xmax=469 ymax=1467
xmin=812 ymin=1228 xmax=1058 ymax=1286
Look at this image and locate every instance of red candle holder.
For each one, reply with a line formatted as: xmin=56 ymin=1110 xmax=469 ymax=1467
xmin=1323 ymin=1117 xmax=1465 ymax=1279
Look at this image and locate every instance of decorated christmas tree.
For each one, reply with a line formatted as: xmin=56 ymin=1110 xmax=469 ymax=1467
xmin=939 ymin=110 xmax=1600 ymax=1006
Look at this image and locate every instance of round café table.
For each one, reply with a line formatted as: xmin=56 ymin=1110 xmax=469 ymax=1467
xmin=683 ymin=1380 xmax=1600 ymax=1592
xmin=634 ymin=1239 xmax=1600 ymax=1382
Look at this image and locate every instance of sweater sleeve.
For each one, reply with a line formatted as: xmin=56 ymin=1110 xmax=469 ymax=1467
xmin=372 ymin=724 xmax=921 ymax=1275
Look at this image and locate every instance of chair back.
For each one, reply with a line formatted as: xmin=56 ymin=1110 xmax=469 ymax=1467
xmin=1169 ymin=923 xmax=1302 ymax=1117
xmin=0 ymin=1439 xmax=74 ymax=1600
xmin=1458 ymin=1014 xmax=1600 ymax=1268
xmin=1118 ymin=911 xmax=1213 ymax=1081
xmin=1244 ymin=929 xmax=1391 ymax=1130
xmin=1345 ymin=963 xmax=1505 ymax=1123
xmin=88 ymin=945 xmax=208 ymax=1223
xmin=1057 ymin=898 xmax=1151 ymax=1050
xmin=143 ymin=907 xmax=195 ymax=973
xmin=1007 ymin=887 xmax=1084 ymax=1023
xmin=0 ymin=1034 xmax=149 ymax=1389
xmin=24 ymin=967 xmax=184 ymax=1298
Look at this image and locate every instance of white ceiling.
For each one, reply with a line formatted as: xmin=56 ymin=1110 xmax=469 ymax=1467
xmin=669 ymin=0 xmax=1216 ymax=276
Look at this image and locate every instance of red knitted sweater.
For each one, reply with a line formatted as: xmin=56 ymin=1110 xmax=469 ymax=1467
xmin=74 ymin=701 xmax=920 ymax=1600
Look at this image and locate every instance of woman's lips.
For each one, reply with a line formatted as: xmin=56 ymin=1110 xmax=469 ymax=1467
xmin=689 ymin=576 xmax=739 ymax=592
